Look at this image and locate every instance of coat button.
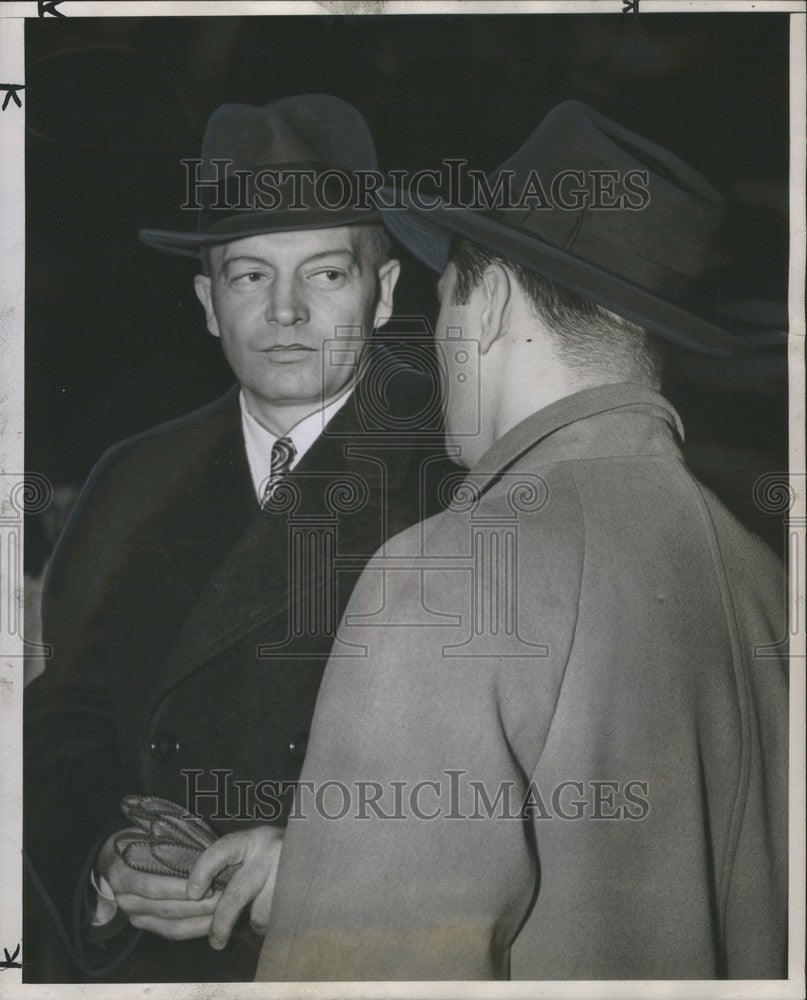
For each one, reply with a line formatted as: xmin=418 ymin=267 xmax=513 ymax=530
xmin=150 ymin=730 xmax=179 ymax=761
xmin=288 ymin=731 xmax=309 ymax=761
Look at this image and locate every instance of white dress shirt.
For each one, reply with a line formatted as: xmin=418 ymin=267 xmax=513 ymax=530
xmin=240 ymin=387 xmax=354 ymax=501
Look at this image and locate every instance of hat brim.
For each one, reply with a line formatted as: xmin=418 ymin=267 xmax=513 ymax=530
xmin=139 ymin=206 xmax=381 ymax=260
xmin=380 ymin=191 xmax=750 ymax=357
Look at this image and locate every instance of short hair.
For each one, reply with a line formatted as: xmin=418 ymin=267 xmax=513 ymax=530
xmin=199 ymin=222 xmax=391 ymax=278
xmin=448 ymin=237 xmax=665 ymax=387
xmin=359 ymin=222 xmax=392 ymax=271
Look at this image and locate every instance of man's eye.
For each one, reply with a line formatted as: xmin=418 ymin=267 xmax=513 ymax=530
xmin=232 ymin=271 xmax=267 ymax=285
xmin=308 ymin=269 xmax=346 ymax=287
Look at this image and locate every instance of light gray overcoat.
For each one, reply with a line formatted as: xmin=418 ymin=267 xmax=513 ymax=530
xmin=257 ymin=382 xmax=788 ymax=981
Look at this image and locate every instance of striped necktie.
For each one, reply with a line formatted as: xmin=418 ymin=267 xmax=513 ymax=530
xmin=261 ymin=436 xmax=296 ymax=509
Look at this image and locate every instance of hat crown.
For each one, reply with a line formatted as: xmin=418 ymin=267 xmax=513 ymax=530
xmin=486 ymin=101 xmax=721 ymax=283
xmin=139 ymin=94 xmax=380 ymax=257
xmin=200 ymin=93 xmax=379 ymax=178
xmin=497 ymin=100 xmax=716 ymax=201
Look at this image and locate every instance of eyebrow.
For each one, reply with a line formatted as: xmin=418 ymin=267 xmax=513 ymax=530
xmin=221 ymin=255 xmax=270 ymax=268
xmin=302 ymin=249 xmax=357 ymax=265
xmin=221 ymin=249 xmax=357 ymax=270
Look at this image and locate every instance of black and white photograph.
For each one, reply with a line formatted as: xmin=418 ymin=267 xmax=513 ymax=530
xmin=0 ymin=1 xmax=804 ymax=996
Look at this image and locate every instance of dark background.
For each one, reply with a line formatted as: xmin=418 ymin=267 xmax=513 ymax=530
xmin=24 ymin=12 xmax=791 ymax=564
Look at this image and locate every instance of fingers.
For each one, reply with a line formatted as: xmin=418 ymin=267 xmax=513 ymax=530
xmin=127 ymin=913 xmax=213 ymax=941
xmin=248 ymin=865 xmax=279 ymax=935
xmin=187 ymin=838 xmax=241 ymax=901
xmin=208 ymin=828 xmax=284 ymax=947
xmin=117 ymin=892 xmax=221 ymax=919
xmin=208 ymin=870 xmax=255 ymax=950
xmin=108 ymin=860 xmax=190 ymax=901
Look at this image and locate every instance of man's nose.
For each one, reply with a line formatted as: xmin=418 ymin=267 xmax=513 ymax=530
xmin=265 ymin=276 xmax=308 ymax=327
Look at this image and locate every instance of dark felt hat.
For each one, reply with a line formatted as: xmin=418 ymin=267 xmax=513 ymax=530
xmin=139 ymin=94 xmax=379 ymax=258
xmin=381 ymin=101 xmax=747 ymax=356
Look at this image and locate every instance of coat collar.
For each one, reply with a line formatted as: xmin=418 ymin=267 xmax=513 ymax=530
xmin=467 ymin=382 xmax=685 ymax=499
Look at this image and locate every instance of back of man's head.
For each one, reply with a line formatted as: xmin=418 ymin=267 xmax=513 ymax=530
xmin=449 ymin=237 xmax=665 ymax=390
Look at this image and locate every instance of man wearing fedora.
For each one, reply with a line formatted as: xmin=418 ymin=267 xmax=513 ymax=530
xmin=23 ymin=94 xmax=454 ymax=983
xmin=256 ymin=101 xmax=788 ymax=980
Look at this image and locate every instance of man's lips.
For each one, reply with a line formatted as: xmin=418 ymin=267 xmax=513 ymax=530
xmin=259 ymin=344 xmax=316 ymax=362
xmin=261 ymin=344 xmax=315 ymax=351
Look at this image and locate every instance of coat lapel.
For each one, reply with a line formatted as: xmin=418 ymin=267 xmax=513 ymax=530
xmin=150 ymin=386 xmax=384 ymax=706
xmin=146 ymin=389 xmax=257 ymax=605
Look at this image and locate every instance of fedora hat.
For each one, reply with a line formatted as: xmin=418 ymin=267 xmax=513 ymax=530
xmin=139 ymin=94 xmax=379 ymax=258
xmin=381 ymin=101 xmax=747 ymax=356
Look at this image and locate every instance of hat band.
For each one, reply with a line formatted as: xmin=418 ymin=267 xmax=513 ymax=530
xmin=196 ymin=160 xmax=378 ymax=237
xmin=200 ymin=205 xmax=379 ymax=242
xmin=497 ymin=206 xmax=699 ymax=306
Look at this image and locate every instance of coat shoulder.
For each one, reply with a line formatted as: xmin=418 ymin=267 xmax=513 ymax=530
xmin=568 ymin=450 xmax=782 ymax=580
xmin=43 ymin=390 xmax=239 ymax=597
xmin=349 ymin=458 xmax=586 ymax=621
xmin=381 ymin=457 xmax=587 ymax=555
xmin=85 ymin=389 xmax=239 ymax=491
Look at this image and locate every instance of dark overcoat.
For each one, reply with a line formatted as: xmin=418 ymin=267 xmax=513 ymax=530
xmin=23 ymin=344 xmax=455 ymax=983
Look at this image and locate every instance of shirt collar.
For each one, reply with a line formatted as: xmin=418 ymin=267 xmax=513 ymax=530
xmin=239 ymin=386 xmax=354 ymax=500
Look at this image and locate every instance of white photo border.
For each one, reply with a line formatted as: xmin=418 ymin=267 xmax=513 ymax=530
xmin=1 ymin=3 xmax=803 ymax=998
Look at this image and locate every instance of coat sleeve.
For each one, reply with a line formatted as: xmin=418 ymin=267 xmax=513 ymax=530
xmin=257 ymin=491 xmax=584 ymax=981
xmin=24 ymin=446 xmax=142 ymax=978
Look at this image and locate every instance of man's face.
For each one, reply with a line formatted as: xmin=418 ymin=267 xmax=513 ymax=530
xmin=194 ymin=226 xmax=398 ymax=419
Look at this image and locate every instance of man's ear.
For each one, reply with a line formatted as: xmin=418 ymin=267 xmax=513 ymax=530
xmin=193 ymin=274 xmax=220 ymax=338
xmin=372 ymin=258 xmax=401 ymax=330
xmin=478 ymin=263 xmax=512 ymax=354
